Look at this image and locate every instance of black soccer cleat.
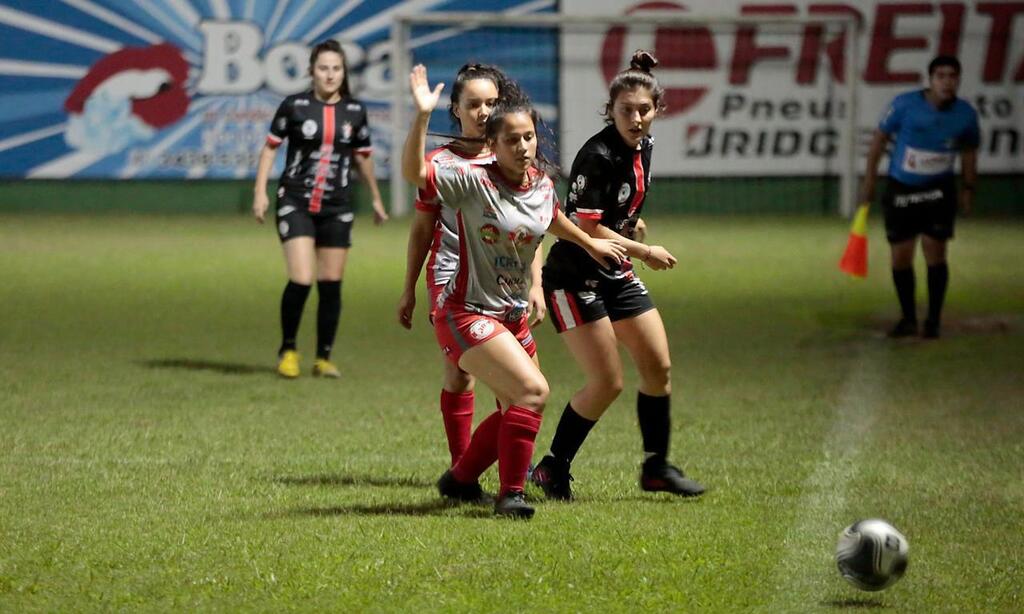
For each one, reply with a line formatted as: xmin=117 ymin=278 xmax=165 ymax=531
xmin=437 ymin=469 xmax=486 ymax=503
xmin=494 ymin=490 xmax=534 ymax=519
xmin=530 ymin=455 xmax=574 ymax=501
xmin=640 ymin=460 xmax=705 ymax=497
xmin=921 ymin=319 xmax=941 ymax=339
xmin=887 ymin=318 xmax=919 ymax=338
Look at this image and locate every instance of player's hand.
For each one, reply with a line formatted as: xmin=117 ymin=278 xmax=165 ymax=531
xmin=372 ymin=198 xmax=389 ymax=225
xmin=397 ymin=290 xmax=416 ymax=330
xmin=641 ymin=245 xmax=676 ymax=271
xmin=959 ymin=189 xmax=974 ymax=216
xmin=527 ymin=285 xmax=546 ymax=326
xmin=585 ymin=237 xmax=626 ymax=267
xmin=252 ymin=191 xmax=269 ymax=223
xmin=633 ymin=217 xmax=647 ymax=242
xmin=409 ymin=65 xmax=444 ymax=115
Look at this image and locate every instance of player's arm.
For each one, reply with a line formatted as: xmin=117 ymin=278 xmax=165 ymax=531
xmin=354 ymin=153 xmax=388 ymax=224
xmin=402 ymin=65 xmax=444 ymax=189
xmin=528 ymin=242 xmax=546 ymax=325
xmin=397 ymin=208 xmax=438 ymax=329
xmin=860 ymin=130 xmax=890 ymax=203
xmin=549 ymin=211 xmax=625 ymax=267
xmin=960 ymin=147 xmax=978 ymax=215
xmin=252 ymin=143 xmax=278 ymax=223
xmin=577 ymin=218 xmax=676 ymax=271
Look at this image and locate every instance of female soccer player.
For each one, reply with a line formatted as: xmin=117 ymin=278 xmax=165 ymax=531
xmin=252 ymin=40 xmax=388 ymax=379
xmin=531 ymin=51 xmax=706 ymax=500
xmin=396 ymin=64 xmax=546 ymax=476
xmin=402 ymin=65 xmax=626 ymax=518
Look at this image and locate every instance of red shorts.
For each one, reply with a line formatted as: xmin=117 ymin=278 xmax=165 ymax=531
xmin=434 ymin=306 xmax=537 ymax=366
xmin=427 ymin=282 xmax=445 ymax=324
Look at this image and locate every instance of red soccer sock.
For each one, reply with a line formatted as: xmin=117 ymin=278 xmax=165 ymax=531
xmin=497 ymin=405 xmax=543 ymax=498
xmin=440 ymin=390 xmax=475 ymax=465
xmin=451 ymin=409 xmax=501 ymax=484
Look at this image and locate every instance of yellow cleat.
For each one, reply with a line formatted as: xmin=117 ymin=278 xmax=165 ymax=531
xmin=312 ymin=358 xmax=341 ymax=379
xmin=277 ymin=350 xmax=300 ymax=379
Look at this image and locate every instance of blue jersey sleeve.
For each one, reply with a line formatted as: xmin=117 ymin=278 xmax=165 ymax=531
xmin=878 ymin=96 xmax=903 ymax=135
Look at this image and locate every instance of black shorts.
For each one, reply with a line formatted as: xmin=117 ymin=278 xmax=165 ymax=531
xmin=275 ymin=197 xmax=353 ymax=248
xmin=543 ymin=273 xmax=655 ymax=334
xmin=882 ymin=178 xmax=957 ymax=243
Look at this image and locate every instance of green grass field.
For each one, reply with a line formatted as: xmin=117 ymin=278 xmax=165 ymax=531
xmin=1 ymin=213 xmax=1022 ymax=612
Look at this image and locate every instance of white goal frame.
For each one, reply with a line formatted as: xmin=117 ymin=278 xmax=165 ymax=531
xmin=391 ymin=11 xmax=862 ymax=217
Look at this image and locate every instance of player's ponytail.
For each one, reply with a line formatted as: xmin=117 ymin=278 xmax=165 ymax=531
xmin=604 ymin=49 xmax=665 ymax=121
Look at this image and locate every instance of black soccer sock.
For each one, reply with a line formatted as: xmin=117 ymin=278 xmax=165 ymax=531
xmin=279 ymin=281 xmax=311 ymax=355
xmin=891 ymin=267 xmax=917 ymax=323
xmin=637 ymin=392 xmax=671 ymax=465
xmin=926 ymin=262 xmax=949 ymax=324
xmin=316 ymin=280 xmax=342 ymax=359
xmin=548 ymin=402 xmax=597 ymax=464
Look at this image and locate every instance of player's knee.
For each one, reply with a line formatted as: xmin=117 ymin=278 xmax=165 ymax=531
xmin=443 ymin=368 xmax=474 ymax=393
xmin=588 ymin=374 xmax=624 ymax=403
xmin=516 ymin=376 xmax=549 ymax=413
xmin=643 ymin=360 xmax=672 ymax=393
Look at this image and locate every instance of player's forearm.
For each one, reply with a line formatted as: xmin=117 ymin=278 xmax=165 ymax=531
xmin=581 ymin=219 xmax=648 ymax=259
xmin=253 ymin=145 xmax=276 ymax=193
xmin=863 ymin=131 xmax=888 ymax=187
xmin=548 ymin=211 xmax=600 ymax=250
xmin=355 ymin=154 xmax=382 ymax=200
xmin=530 ymin=242 xmax=544 ymax=290
xmin=961 ymin=148 xmax=978 ymax=187
xmin=403 ymin=213 xmax=435 ymax=292
xmin=402 ymin=113 xmax=430 ymax=188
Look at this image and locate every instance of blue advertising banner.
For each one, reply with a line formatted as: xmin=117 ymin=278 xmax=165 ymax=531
xmin=0 ymin=0 xmax=556 ymax=179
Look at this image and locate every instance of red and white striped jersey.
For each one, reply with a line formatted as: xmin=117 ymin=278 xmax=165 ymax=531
xmin=266 ymin=92 xmax=372 ymax=213
xmin=415 ymin=144 xmax=495 ymax=290
xmin=423 ymin=161 xmax=559 ymax=320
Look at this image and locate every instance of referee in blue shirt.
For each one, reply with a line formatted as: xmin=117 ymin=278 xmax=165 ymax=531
xmin=861 ymin=55 xmax=980 ymax=339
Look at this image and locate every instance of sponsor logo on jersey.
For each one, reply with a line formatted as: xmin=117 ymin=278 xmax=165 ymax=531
xmin=341 ymin=122 xmax=352 ymax=142
xmin=480 ymin=224 xmax=500 ymax=244
xmin=347 ymin=103 xmax=361 ymax=111
xmin=508 ymin=226 xmax=535 ymax=247
xmin=508 ymin=303 xmax=526 ymax=321
xmin=902 ymin=146 xmax=955 ymax=175
xmin=618 ymin=182 xmax=631 ymax=203
xmin=301 ymin=119 xmax=318 ymax=138
xmin=496 ymin=274 xmax=528 ymax=293
xmin=494 ymin=255 xmax=521 ymax=269
xmin=468 ymin=319 xmax=495 ymax=340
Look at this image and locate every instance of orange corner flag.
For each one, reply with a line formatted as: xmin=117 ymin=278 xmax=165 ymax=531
xmin=839 ymin=203 xmax=870 ymax=278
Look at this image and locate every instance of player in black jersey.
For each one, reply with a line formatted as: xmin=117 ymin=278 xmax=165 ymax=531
xmin=531 ymin=51 xmax=705 ymax=500
xmin=252 ymin=40 xmax=388 ymax=379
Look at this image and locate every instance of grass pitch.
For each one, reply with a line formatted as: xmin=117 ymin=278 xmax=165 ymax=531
xmin=1 ymin=213 xmax=1021 ymax=612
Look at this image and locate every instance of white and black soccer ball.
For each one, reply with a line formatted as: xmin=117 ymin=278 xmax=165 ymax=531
xmin=835 ymin=519 xmax=909 ymax=591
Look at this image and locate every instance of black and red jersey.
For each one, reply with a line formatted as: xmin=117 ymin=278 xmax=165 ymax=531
xmin=544 ymin=124 xmax=653 ymax=284
xmin=266 ymin=91 xmax=372 ymax=213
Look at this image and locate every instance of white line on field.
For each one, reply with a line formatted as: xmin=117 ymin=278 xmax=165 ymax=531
xmin=766 ymin=342 xmax=886 ymax=609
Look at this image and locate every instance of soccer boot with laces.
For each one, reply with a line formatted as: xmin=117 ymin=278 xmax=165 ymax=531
xmin=437 ymin=469 xmax=486 ymax=503
xmin=494 ymin=490 xmax=534 ymax=519
xmin=312 ymin=358 xmax=341 ymax=378
xmin=640 ymin=459 xmax=705 ymax=497
xmin=277 ymin=350 xmax=300 ymax=379
xmin=530 ymin=455 xmax=574 ymax=501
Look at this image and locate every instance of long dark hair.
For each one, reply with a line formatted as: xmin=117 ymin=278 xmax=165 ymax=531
xmin=485 ymin=92 xmax=558 ymax=176
xmin=603 ymin=50 xmax=664 ymax=121
xmin=308 ymin=39 xmax=351 ymax=99
xmin=448 ymin=62 xmax=524 ymax=130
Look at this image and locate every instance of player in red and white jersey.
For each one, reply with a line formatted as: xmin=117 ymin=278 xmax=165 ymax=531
xmin=396 ymin=64 xmax=546 ymax=477
xmin=402 ymin=65 xmax=626 ymax=518
xmin=252 ymin=40 xmax=388 ymax=379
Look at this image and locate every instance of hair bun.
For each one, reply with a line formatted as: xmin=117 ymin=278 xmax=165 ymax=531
xmin=629 ymin=50 xmax=658 ymax=73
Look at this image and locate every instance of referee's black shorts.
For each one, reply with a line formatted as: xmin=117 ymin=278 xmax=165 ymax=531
xmin=275 ymin=195 xmax=353 ymax=248
xmin=882 ymin=177 xmax=957 ymax=243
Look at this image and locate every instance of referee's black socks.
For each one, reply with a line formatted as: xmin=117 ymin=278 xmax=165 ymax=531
xmin=637 ymin=392 xmax=671 ymax=465
xmin=279 ymin=281 xmax=311 ymax=355
xmin=892 ymin=267 xmax=917 ymax=323
xmin=316 ymin=280 xmax=342 ymax=359
xmin=926 ymin=262 xmax=948 ymax=325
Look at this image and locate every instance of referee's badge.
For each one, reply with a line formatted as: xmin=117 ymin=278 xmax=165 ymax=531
xmin=301 ymin=119 xmax=317 ymax=138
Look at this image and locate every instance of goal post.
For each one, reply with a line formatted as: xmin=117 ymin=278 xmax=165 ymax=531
xmin=390 ymin=10 xmax=862 ymax=217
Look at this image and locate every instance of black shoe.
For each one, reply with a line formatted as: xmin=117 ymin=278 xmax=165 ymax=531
xmin=494 ymin=490 xmax=534 ymax=519
xmin=530 ymin=455 xmax=574 ymax=501
xmin=922 ymin=319 xmax=941 ymax=339
xmin=887 ymin=319 xmax=919 ymax=338
xmin=437 ymin=469 xmax=485 ymax=503
xmin=640 ymin=460 xmax=705 ymax=497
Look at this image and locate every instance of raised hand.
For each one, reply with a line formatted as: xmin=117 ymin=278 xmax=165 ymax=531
xmin=409 ymin=64 xmax=444 ymax=115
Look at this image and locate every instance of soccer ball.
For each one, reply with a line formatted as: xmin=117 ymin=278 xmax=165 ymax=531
xmin=835 ymin=519 xmax=909 ymax=591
